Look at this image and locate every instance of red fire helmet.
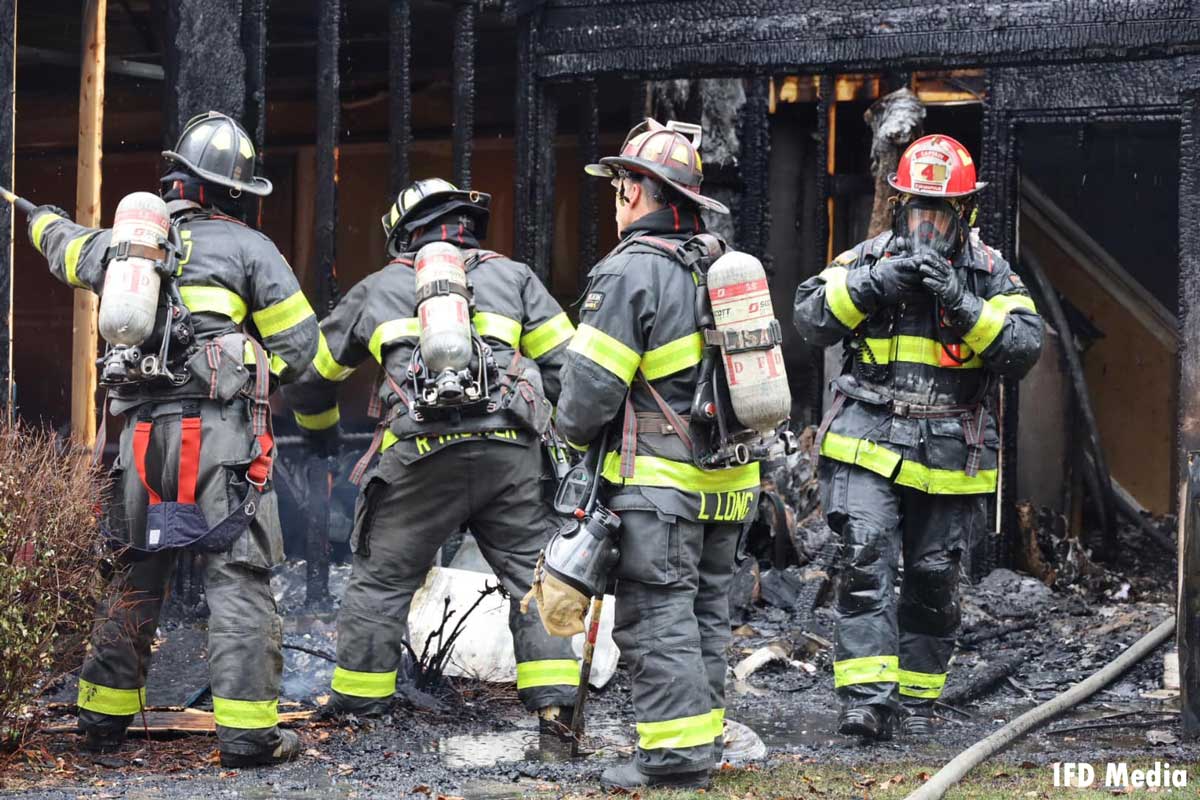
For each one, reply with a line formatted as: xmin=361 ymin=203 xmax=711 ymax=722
xmin=888 ymin=134 xmax=986 ymax=198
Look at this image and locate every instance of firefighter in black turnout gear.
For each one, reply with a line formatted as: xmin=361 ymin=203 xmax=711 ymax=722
xmin=557 ymin=120 xmax=762 ymax=791
xmin=28 ymin=111 xmax=318 ymax=766
xmin=283 ymin=178 xmax=582 ymax=727
xmin=793 ymin=135 xmax=1043 ymax=740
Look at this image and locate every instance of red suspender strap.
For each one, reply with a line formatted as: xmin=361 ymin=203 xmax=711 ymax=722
xmin=248 ymin=430 xmax=274 ymax=487
xmin=132 ymin=420 xmax=162 ymax=505
xmin=177 ymin=415 xmax=203 ymax=504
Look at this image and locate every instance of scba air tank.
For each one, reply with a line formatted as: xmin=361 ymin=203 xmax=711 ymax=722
xmin=415 ymin=242 xmax=473 ymax=396
xmin=98 ymin=192 xmax=170 ymax=347
xmin=707 ymin=252 xmax=790 ymax=435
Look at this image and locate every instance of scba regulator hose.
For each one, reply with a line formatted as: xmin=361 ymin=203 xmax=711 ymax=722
xmin=904 ymin=616 xmax=1176 ymax=800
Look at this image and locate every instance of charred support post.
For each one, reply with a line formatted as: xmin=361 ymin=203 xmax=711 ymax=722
xmin=578 ymin=80 xmax=600 ymax=279
xmin=388 ymin=0 xmax=411 ymax=194
xmin=1178 ymin=87 xmax=1200 ymax=739
xmin=0 ymin=0 xmax=13 ymax=420
xmin=451 ymin=0 xmax=476 ymax=188
xmin=815 ymin=75 xmax=833 ymax=270
xmin=738 ymin=77 xmax=771 ymax=266
xmin=531 ymin=84 xmax=558 ymax=284
xmin=162 ymin=0 xmax=246 ymax=147
xmin=240 ymin=0 xmax=268 ymax=226
xmin=513 ymin=10 xmax=538 ymax=266
xmin=308 ymin=0 xmax=341 ymax=606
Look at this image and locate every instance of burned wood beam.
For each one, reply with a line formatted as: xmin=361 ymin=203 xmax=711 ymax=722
xmin=578 ymin=80 xmax=600 ymax=280
xmin=531 ymin=84 xmax=558 ymax=285
xmin=864 ymin=88 xmax=924 ymax=238
xmin=389 ymin=0 xmax=412 ymax=194
xmin=162 ymin=0 xmax=245 ymax=148
xmin=0 ymin=0 xmax=12 ymax=421
xmin=737 ymin=76 xmax=771 ymax=266
xmin=241 ymin=0 xmax=268 ymax=227
xmin=1177 ymin=86 xmax=1200 ymax=741
xmin=814 ymin=74 xmax=832 ymax=273
xmin=308 ymin=0 xmax=341 ymax=607
xmin=451 ymin=0 xmax=476 ymax=188
xmin=533 ymin=1 xmax=1200 ymax=79
xmin=512 ymin=10 xmax=538 ymax=265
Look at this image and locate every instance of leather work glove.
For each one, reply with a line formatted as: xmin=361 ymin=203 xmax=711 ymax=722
xmin=867 ymin=254 xmax=925 ymax=306
xmin=304 ymin=426 xmax=341 ymax=460
xmin=917 ymin=251 xmax=967 ymax=309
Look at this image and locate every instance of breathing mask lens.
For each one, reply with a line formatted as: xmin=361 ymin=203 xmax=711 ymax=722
xmin=900 ymin=199 xmax=960 ymax=258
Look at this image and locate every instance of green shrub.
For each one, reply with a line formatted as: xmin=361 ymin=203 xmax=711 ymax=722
xmin=0 ymin=424 xmax=106 ymax=749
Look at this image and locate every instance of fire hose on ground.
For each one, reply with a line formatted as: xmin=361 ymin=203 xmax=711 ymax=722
xmin=903 ymin=615 xmax=1175 ymax=800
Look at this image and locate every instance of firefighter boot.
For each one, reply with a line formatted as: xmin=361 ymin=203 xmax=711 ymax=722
xmin=219 ymin=728 xmax=302 ymax=768
xmin=838 ymin=705 xmax=893 ymax=741
xmin=899 ymin=710 xmax=935 ymax=738
xmin=80 ymin=727 xmax=125 ymax=754
xmin=601 ymin=758 xmax=711 ymax=790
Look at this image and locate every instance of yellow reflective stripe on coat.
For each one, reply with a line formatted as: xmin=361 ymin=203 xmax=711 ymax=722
xmin=30 ymin=212 xmax=61 ymax=255
xmin=641 ymin=332 xmax=703 ymax=381
xmin=515 ymin=659 xmax=581 ymax=689
xmin=601 ymin=451 xmax=760 ymax=494
xmin=368 ymin=318 xmax=420 ymax=362
xmin=833 ymin=655 xmax=900 ymax=687
xmin=331 ymin=666 xmax=398 ymax=698
xmin=473 ymin=311 xmax=522 ymax=348
xmin=520 ymin=312 xmax=575 ymax=359
xmin=295 ymin=406 xmax=340 ymax=431
xmin=212 ymin=697 xmax=279 ymax=729
xmin=898 ymin=669 xmax=947 ymax=699
xmin=962 ymin=293 xmax=1037 ymax=353
xmin=314 ymin=331 xmax=354 ymax=382
xmin=637 ymin=711 xmax=716 ymax=751
xmin=569 ymin=324 xmax=640 ymax=385
xmin=252 ymin=290 xmax=316 ymax=338
xmin=381 ymin=429 xmax=400 ymax=452
xmin=77 ymin=679 xmax=145 ymax=716
xmin=862 ymin=335 xmax=984 ymax=370
xmin=179 ymin=285 xmax=249 ymax=323
xmin=710 ymin=707 xmax=726 ymax=737
xmin=65 ymin=234 xmax=94 ymax=288
xmin=821 ymin=266 xmax=867 ymax=330
xmin=820 ymin=432 xmax=902 ymax=478
xmin=895 ymin=461 xmax=997 ymax=495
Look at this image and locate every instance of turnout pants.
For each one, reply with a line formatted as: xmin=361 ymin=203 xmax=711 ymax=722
xmin=330 ymin=439 xmax=579 ymax=713
xmin=611 ymin=509 xmax=740 ymax=775
xmin=820 ymin=459 xmax=984 ymax=714
xmin=78 ymin=400 xmax=286 ymax=756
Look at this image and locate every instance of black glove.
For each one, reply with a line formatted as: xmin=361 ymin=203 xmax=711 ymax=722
xmin=917 ymin=251 xmax=966 ymax=309
xmin=868 ymin=254 xmax=925 ymax=305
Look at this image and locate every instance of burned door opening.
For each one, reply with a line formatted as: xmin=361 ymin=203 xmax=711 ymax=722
xmin=1016 ymin=123 xmax=1180 ymax=539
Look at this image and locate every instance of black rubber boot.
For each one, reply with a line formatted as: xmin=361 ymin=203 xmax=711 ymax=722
xmin=80 ymin=729 xmax=124 ymax=754
xmin=899 ymin=712 xmax=935 ymax=738
xmin=219 ymin=729 xmax=302 ymax=769
xmin=837 ymin=705 xmax=893 ymax=742
xmin=600 ymin=759 xmax=711 ymax=790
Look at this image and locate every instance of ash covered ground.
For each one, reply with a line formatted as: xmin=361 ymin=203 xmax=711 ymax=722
xmin=1 ymin=451 xmax=1192 ymax=798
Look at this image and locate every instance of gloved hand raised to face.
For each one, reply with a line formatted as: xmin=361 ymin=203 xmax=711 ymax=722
xmin=866 ymin=254 xmax=925 ymax=306
xmin=916 ymin=251 xmax=966 ymax=308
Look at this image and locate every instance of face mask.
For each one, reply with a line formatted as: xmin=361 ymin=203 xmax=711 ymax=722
xmin=898 ymin=198 xmax=961 ymax=258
